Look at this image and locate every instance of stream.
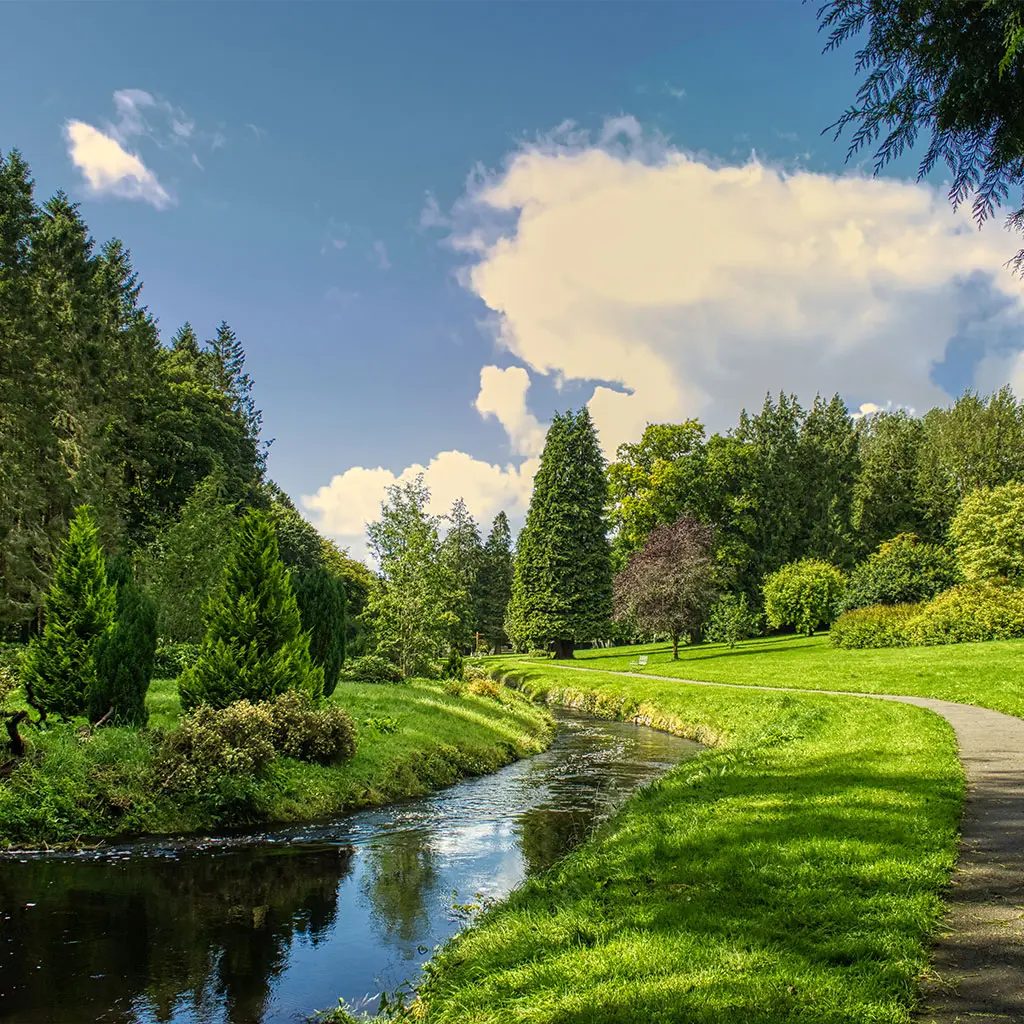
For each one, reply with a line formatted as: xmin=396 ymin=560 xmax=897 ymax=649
xmin=0 ymin=709 xmax=700 ymax=1023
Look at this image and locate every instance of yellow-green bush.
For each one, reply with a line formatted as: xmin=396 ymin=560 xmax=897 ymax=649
xmin=268 ymin=689 xmax=356 ymax=765
xmin=829 ymin=604 xmax=919 ymax=649
xmin=903 ymin=582 xmax=1024 ymax=645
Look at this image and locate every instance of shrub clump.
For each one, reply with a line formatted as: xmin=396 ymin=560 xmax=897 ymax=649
xmin=268 ymin=689 xmax=356 ymax=765
xmin=763 ymin=559 xmax=845 ymax=637
xmin=442 ymin=648 xmax=464 ymax=680
xmin=153 ymin=640 xmax=200 ymax=678
xmin=843 ymin=533 xmax=959 ymax=611
xmin=829 ymin=604 xmax=920 ymax=649
xmin=466 ymin=677 xmax=502 ymax=700
xmin=339 ymin=654 xmax=404 ymax=684
xmin=704 ymin=593 xmax=763 ymax=647
xmin=903 ymin=583 xmax=1024 ymax=645
xmin=950 ymin=482 xmax=1024 ymax=584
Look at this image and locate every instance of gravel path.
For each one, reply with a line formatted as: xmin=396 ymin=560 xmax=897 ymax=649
xmin=546 ymin=665 xmax=1024 ymax=1023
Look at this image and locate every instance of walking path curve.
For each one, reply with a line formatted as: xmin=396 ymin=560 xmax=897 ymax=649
xmin=546 ymin=664 xmax=1024 ymax=1024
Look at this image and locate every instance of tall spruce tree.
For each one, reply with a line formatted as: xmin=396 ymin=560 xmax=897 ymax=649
xmin=89 ymin=556 xmax=158 ymax=725
xmin=294 ymin=566 xmax=347 ymax=697
xmin=506 ymin=409 xmax=612 ymax=658
xmin=438 ymin=498 xmax=483 ymax=653
xmin=476 ymin=511 xmax=514 ymax=652
xmin=178 ymin=510 xmax=324 ymax=710
xmin=21 ymin=506 xmax=116 ymax=719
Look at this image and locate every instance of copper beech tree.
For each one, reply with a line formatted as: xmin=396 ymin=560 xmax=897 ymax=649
xmin=612 ymin=516 xmax=720 ymax=659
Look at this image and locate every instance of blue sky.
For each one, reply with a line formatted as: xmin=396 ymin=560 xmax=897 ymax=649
xmin=3 ymin=2 xmax=1022 ymax=556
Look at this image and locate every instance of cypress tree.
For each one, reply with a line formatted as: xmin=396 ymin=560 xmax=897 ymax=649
xmin=294 ymin=566 xmax=347 ymax=697
xmin=88 ymin=557 xmax=158 ymax=726
xmin=476 ymin=511 xmax=514 ymax=652
xmin=506 ymin=409 xmax=613 ymax=659
xmin=179 ymin=510 xmax=324 ymax=710
xmin=21 ymin=506 xmax=116 ymax=719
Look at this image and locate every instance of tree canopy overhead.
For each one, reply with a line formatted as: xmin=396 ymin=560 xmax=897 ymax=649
xmin=816 ymin=0 xmax=1024 ymax=269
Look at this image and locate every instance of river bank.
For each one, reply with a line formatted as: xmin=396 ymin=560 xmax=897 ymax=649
xmin=0 ymin=680 xmax=554 ymax=850
xmin=411 ymin=658 xmax=964 ymax=1024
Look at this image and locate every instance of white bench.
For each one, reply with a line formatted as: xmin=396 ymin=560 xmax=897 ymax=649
xmin=629 ymin=654 xmax=648 ymax=670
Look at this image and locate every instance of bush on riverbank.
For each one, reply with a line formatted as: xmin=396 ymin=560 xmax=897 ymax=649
xmin=0 ymin=679 xmax=551 ymax=849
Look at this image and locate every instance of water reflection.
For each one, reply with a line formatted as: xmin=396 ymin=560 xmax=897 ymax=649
xmin=0 ymin=710 xmax=700 ymax=1023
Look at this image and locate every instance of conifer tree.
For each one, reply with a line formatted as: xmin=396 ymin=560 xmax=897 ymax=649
xmin=179 ymin=510 xmax=324 ymax=710
xmin=21 ymin=506 xmax=116 ymax=719
xmin=294 ymin=566 xmax=347 ymax=697
xmin=438 ymin=497 xmax=482 ymax=653
xmin=476 ymin=511 xmax=514 ymax=652
xmin=89 ymin=557 xmax=158 ymax=725
xmin=506 ymin=409 xmax=612 ymax=658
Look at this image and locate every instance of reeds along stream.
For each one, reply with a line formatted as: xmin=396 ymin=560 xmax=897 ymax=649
xmin=0 ymin=709 xmax=700 ymax=1024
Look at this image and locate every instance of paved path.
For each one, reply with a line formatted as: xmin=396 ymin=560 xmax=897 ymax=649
xmin=546 ymin=665 xmax=1024 ymax=1023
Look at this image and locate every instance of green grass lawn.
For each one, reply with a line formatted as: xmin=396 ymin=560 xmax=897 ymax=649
xmin=414 ymin=655 xmax=965 ymax=1023
xmin=0 ymin=679 xmax=553 ymax=849
xmin=557 ymin=634 xmax=1024 ymax=719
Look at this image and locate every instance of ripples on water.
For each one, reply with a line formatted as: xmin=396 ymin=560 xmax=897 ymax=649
xmin=0 ymin=709 xmax=700 ymax=1024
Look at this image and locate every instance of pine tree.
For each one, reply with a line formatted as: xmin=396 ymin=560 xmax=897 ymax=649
xmin=476 ymin=511 xmax=514 ymax=652
xmin=178 ymin=510 xmax=324 ymax=709
xmin=294 ymin=566 xmax=347 ymax=697
xmin=89 ymin=557 xmax=158 ymax=725
xmin=438 ymin=498 xmax=482 ymax=653
xmin=506 ymin=409 xmax=612 ymax=658
xmin=21 ymin=506 xmax=116 ymax=719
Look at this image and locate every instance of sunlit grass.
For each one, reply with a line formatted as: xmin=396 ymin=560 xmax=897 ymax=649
xmin=417 ymin=658 xmax=964 ymax=1023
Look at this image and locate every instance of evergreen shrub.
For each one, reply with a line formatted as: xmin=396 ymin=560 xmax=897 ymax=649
xmin=179 ymin=511 xmax=324 ymax=710
xmin=338 ymin=654 xmax=404 ymax=684
xmin=294 ymin=566 xmax=346 ymax=697
xmin=442 ymin=648 xmax=464 ymax=680
xmin=843 ymin=533 xmax=959 ymax=611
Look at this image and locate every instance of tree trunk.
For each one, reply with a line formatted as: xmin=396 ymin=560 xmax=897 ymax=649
xmin=552 ymin=638 xmax=575 ymax=660
xmin=3 ymin=711 xmax=28 ymax=757
xmin=673 ymin=634 xmax=679 ymax=660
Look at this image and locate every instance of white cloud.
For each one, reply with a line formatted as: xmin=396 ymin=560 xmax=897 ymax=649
xmin=444 ymin=122 xmax=1024 ymax=453
xmin=302 ymin=451 xmax=537 ymax=559
xmin=474 ymin=365 xmax=546 ymax=456
xmin=372 ymin=240 xmax=392 ymax=270
xmin=64 ymin=121 xmax=172 ymax=208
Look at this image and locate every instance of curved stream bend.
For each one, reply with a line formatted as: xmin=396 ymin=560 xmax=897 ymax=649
xmin=0 ymin=708 xmax=700 ymax=1024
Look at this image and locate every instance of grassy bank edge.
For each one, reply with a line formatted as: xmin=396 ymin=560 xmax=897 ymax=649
xmin=408 ymin=658 xmax=964 ymax=1024
xmin=0 ymin=680 xmax=555 ymax=851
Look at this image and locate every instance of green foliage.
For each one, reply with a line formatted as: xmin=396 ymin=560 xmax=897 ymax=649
xmin=153 ymin=640 xmax=200 ymax=678
xmin=843 ymin=532 xmax=960 ymax=611
xmin=366 ymin=475 xmax=448 ymax=677
xmin=950 ymin=481 xmax=1024 ymax=583
xmin=818 ymin=1 xmax=1024 ymax=270
xmin=264 ymin=482 xmax=324 ymax=572
xmin=506 ymin=409 xmax=612 ymax=656
xmin=320 ymin=539 xmax=377 ymax=657
xmin=294 ymin=566 xmax=347 ymax=697
xmin=903 ymin=582 xmax=1024 ymax=646
xmin=438 ymin=497 xmax=483 ymax=653
xmin=829 ymin=604 xmax=919 ymax=650
xmin=21 ymin=506 xmax=116 ymax=718
xmin=89 ymin=558 xmax=158 ymax=726
xmin=475 ymin=512 xmax=514 ymax=652
xmin=139 ymin=474 xmax=238 ymax=642
xmin=703 ymin=593 xmax=763 ymax=648
xmin=265 ymin=689 xmax=356 ymax=766
xmin=0 ymin=643 xmax=24 ymax=703
xmin=179 ymin=510 xmax=324 ymax=710
xmin=442 ymin=648 xmax=464 ymax=681
xmin=339 ymin=654 xmax=405 ymax=685
xmin=763 ymin=558 xmax=845 ymax=637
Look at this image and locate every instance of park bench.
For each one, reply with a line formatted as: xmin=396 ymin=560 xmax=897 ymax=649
xmin=629 ymin=654 xmax=648 ymax=671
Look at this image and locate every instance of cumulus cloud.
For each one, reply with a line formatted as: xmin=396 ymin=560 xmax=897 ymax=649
xmin=474 ymin=366 xmax=546 ymax=456
xmin=302 ymin=451 xmax=538 ymax=559
xmin=307 ymin=116 xmax=1024 ymax=554
xmin=444 ymin=120 xmax=1024 ymax=453
xmin=64 ymin=121 xmax=171 ymax=208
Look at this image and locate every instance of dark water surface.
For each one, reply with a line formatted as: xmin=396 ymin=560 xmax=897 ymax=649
xmin=0 ymin=710 xmax=700 ymax=1024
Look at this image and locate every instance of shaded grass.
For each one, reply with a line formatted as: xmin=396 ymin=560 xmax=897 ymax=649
xmin=552 ymin=634 xmax=1024 ymax=719
xmin=416 ymin=660 xmax=963 ymax=1023
xmin=0 ymin=680 xmax=553 ymax=849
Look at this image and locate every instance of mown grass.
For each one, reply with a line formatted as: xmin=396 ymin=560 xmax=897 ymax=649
xmin=0 ymin=680 xmax=553 ymax=849
xmin=415 ymin=659 xmax=964 ymax=1023
xmin=560 ymin=633 xmax=1024 ymax=719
